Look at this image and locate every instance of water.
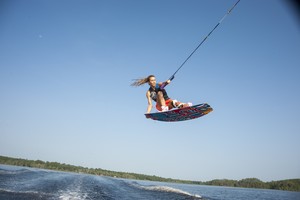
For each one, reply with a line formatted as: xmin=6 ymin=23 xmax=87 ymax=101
xmin=0 ymin=165 xmax=299 ymax=200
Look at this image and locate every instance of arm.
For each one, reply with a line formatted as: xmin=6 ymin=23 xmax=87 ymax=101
xmin=159 ymin=75 xmax=174 ymax=89
xmin=158 ymin=79 xmax=171 ymax=89
xmin=146 ymin=91 xmax=152 ymax=114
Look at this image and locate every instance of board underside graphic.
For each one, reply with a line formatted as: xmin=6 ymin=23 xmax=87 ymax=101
xmin=145 ymin=103 xmax=213 ymax=122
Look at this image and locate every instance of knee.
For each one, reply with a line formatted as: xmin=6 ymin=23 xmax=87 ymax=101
xmin=157 ymin=91 xmax=163 ymax=97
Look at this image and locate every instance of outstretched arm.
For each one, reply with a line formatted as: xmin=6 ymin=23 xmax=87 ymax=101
xmin=159 ymin=75 xmax=174 ymax=89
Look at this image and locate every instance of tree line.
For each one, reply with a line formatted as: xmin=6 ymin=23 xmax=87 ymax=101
xmin=205 ymin=178 xmax=300 ymax=191
xmin=0 ymin=155 xmax=299 ymax=192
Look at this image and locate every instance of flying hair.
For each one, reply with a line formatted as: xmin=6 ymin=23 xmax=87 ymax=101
xmin=131 ymin=75 xmax=155 ymax=87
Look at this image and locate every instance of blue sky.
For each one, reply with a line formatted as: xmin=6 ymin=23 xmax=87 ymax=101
xmin=0 ymin=0 xmax=299 ymax=182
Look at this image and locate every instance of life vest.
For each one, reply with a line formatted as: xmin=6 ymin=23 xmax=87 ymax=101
xmin=148 ymin=84 xmax=170 ymax=102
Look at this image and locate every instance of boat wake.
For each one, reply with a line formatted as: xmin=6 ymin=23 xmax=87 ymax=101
xmin=130 ymin=181 xmax=202 ymax=199
xmin=1 ymin=165 xmax=203 ymax=200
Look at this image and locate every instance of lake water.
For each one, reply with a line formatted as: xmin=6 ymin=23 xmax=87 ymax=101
xmin=0 ymin=164 xmax=299 ymax=200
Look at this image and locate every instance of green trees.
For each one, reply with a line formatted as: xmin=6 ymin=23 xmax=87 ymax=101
xmin=237 ymin=178 xmax=267 ymax=188
xmin=269 ymin=179 xmax=300 ymax=191
xmin=196 ymin=178 xmax=300 ymax=191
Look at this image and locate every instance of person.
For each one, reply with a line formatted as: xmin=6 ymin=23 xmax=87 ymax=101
xmin=131 ymin=75 xmax=192 ymax=114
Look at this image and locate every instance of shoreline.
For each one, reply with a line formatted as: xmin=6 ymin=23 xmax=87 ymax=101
xmin=1 ymin=155 xmax=299 ymax=192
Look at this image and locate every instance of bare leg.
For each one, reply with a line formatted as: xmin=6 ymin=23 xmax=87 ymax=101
xmin=156 ymin=91 xmax=166 ymax=108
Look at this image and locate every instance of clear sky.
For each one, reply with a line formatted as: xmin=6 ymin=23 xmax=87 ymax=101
xmin=1 ymin=0 xmax=299 ymax=182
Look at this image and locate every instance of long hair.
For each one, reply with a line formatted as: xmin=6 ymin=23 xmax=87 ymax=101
xmin=131 ymin=75 xmax=155 ymax=87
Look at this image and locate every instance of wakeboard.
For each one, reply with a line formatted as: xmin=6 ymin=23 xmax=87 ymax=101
xmin=145 ymin=103 xmax=213 ymax=122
